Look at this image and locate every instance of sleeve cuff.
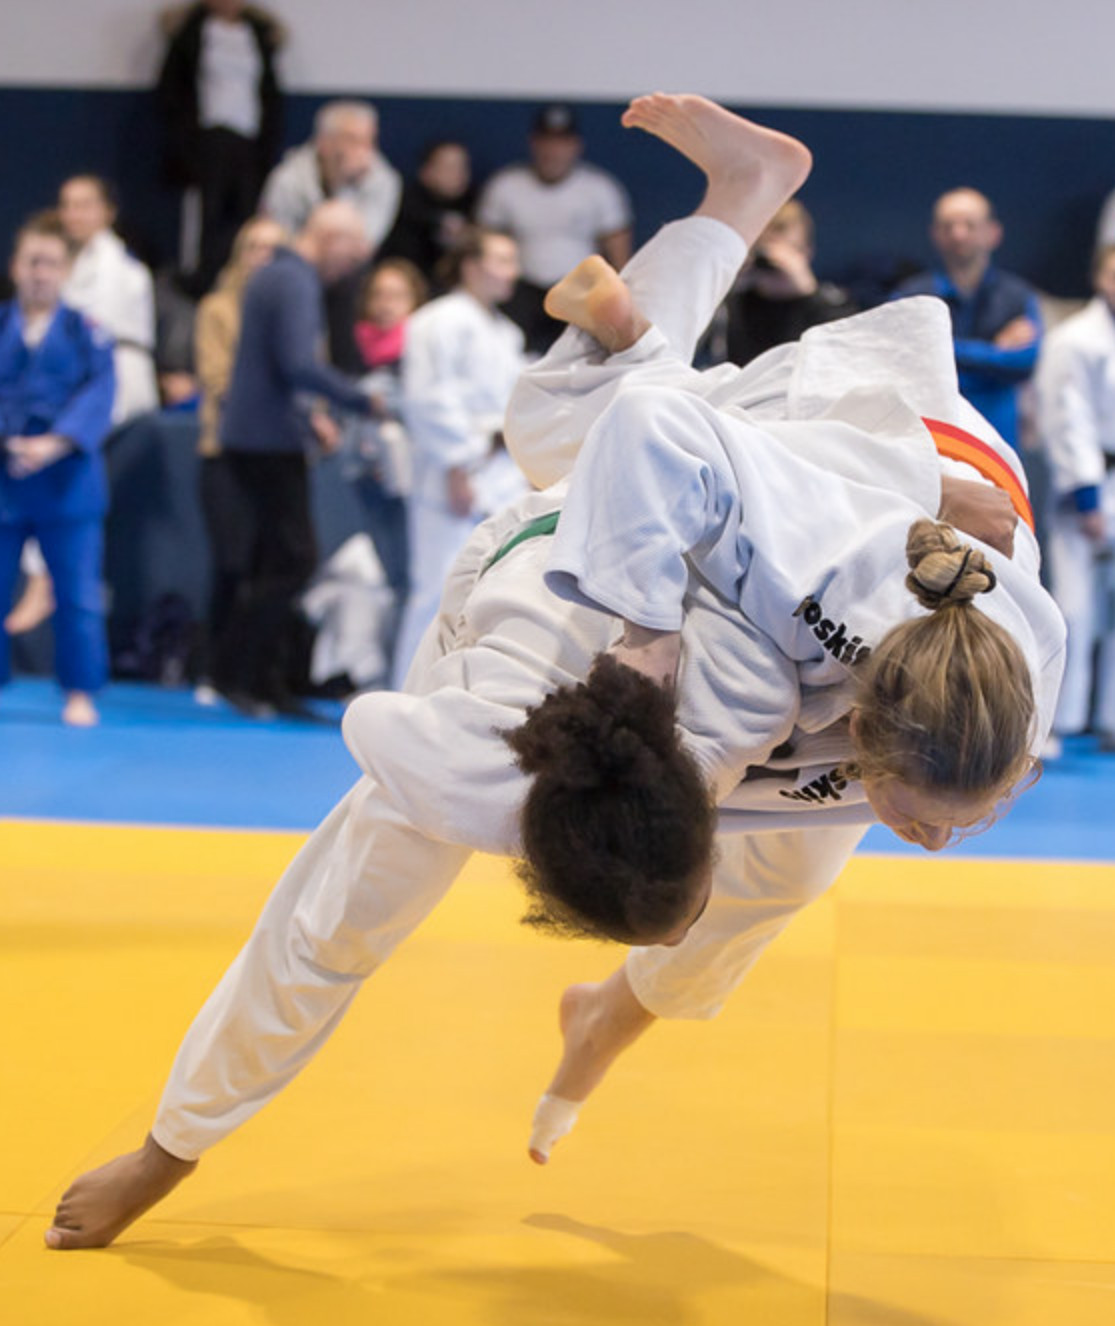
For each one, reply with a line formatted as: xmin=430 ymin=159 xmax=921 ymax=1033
xmin=1073 ymin=485 xmax=1101 ymax=513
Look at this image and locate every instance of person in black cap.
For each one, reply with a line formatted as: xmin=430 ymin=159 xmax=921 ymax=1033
xmin=477 ymin=103 xmax=632 ymax=353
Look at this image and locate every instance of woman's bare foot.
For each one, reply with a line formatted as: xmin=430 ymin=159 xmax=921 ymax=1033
xmin=543 ymin=256 xmax=652 ymax=353
xmin=44 ymin=1133 xmax=197 ymax=1250
xmin=622 ymin=93 xmax=813 ymax=246
xmin=5 ymin=571 xmax=54 ymax=634
xmin=528 ymin=969 xmax=656 ymax=1165
xmin=62 ymin=691 xmax=99 ymax=727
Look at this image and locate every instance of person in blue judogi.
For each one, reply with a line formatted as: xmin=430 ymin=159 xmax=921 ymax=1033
xmin=0 ymin=210 xmax=115 ymax=725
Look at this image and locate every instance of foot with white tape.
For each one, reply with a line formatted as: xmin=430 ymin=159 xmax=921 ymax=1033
xmin=528 ymin=971 xmax=656 ymax=1165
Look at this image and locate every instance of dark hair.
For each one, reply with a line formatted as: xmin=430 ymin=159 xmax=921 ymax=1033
xmin=504 ymin=653 xmax=716 ymax=945
xmin=13 ymin=209 xmax=68 ymax=256
xmin=436 ymin=224 xmax=513 ymax=290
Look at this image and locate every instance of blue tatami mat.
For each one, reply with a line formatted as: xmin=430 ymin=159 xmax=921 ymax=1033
xmin=1 ymin=679 xmax=1113 ymax=861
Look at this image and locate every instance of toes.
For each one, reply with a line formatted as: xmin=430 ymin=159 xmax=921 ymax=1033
xmin=44 ymin=1225 xmax=85 ymax=1251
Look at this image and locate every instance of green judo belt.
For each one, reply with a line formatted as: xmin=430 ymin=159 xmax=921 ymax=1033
xmin=481 ymin=510 xmax=561 ymax=575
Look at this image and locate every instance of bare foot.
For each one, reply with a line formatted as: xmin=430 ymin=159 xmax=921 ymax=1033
xmin=45 ymin=1134 xmax=197 ymax=1250
xmin=62 ymin=692 xmax=99 ymax=727
xmin=622 ymin=93 xmax=813 ymax=246
xmin=5 ymin=571 xmax=54 ymax=634
xmin=528 ymin=970 xmax=656 ymax=1165
xmin=543 ymin=256 xmax=651 ymax=353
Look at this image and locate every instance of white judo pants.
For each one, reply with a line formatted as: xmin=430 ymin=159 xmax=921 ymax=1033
xmin=1047 ymin=491 xmax=1115 ymax=736
xmin=151 ymin=214 xmax=866 ymax=1161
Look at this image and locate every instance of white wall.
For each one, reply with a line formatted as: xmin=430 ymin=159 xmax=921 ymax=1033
xmin=2 ymin=0 xmax=1111 ymax=118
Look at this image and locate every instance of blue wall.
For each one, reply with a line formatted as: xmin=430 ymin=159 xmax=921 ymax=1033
xmin=1 ymin=86 xmax=1112 ymax=297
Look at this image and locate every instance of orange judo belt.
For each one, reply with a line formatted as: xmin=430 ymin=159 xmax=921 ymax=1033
xmin=921 ymin=416 xmax=1035 ymax=534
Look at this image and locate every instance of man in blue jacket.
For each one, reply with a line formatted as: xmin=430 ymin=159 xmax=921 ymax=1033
xmin=892 ymin=188 xmax=1041 ymax=452
xmin=213 ymin=198 xmax=375 ymax=713
xmin=0 ymin=211 xmax=115 ymax=726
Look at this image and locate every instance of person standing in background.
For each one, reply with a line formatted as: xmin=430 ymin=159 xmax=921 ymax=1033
xmin=477 ymin=104 xmax=632 ymax=354
xmin=344 ymin=258 xmax=428 ymax=674
xmin=721 ymin=199 xmax=856 ymax=366
xmin=211 ymin=200 xmax=375 ymax=715
xmin=158 ymin=0 xmax=284 ymax=295
xmin=1036 ymin=243 xmax=1115 ymax=750
xmin=380 ymin=140 xmax=476 ymax=287
xmin=891 ymin=188 xmax=1042 ymax=452
xmin=0 ymin=213 xmax=115 ymax=727
xmin=392 ymin=227 xmax=527 ymax=685
xmin=58 ymin=175 xmax=159 ymax=427
xmin=192 ymin=214 xmax=286 ymax=702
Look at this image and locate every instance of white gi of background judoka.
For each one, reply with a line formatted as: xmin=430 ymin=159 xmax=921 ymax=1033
xmin=1036 ymin=294 xmax=1115 ymax=739
xmin=392 ymin=288 xmax=530 ymax=686
xmin=150 ymin=213 xmax=1065 ymax=1165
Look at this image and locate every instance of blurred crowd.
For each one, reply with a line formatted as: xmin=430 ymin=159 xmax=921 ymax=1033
xmin=2 ymin=0 xmax=1113 ymax=749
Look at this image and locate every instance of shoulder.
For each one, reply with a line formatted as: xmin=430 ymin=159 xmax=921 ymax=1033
xmin=892 ymin=270 xmax=937 ymax=297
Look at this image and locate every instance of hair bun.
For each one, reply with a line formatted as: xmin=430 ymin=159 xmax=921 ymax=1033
xmin=904 ymin=518 xmax=996 ymax=610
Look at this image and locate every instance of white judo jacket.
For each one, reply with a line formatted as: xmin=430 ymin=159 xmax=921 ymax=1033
xmin=64 ymin=230 xmax=159 ymax=426
xmin=1036 ymin=296 xmax=1115 ymax=503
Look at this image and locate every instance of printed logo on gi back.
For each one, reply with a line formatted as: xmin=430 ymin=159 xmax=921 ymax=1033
xmin=792 ymin=595 xmax=871 ymax=667
xmin=779 ymin=763 xmax=859 ymax=805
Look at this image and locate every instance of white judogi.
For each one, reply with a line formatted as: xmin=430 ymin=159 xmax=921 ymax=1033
xmin=392 ymin=289 xmax=529 ymax=685
xmin=1035 ymin=296 xmax=1115 ymax=735
xmin=63 ymin=230 xmax=159 ymax=426
xmin=151 ymin=217 xmax=1063 ymax=1162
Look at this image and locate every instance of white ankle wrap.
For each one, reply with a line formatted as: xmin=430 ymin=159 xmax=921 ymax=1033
xmin=529 ymin=1093 xmax=582 ymax=1161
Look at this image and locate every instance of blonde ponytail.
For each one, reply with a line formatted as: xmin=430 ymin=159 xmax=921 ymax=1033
xmin=853 ymin=521 xmax=1035 ymax=797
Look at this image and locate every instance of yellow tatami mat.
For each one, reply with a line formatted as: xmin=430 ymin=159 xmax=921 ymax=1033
xmin=3 ymin=821 xmax=1115 ymax=1325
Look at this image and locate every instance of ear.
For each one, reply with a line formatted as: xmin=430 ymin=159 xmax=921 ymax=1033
xmin=987 ymin=219 xmax=1003 ymax=252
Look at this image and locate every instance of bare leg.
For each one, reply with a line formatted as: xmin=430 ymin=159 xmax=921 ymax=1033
xmin=542 ymin=93 xmax=812 ymax=356
xmin=528 ymin=967 xmax=656 ymax=1164
xmin=62 ymin=691 xmax=99 ymax=727
xmin=5 ymin=570 xmax=54 ymax=634
xmin=621 ymin=93 xmax=812 ymax=246
xmin=45 ymin=1134 xmax=196 ymax=1250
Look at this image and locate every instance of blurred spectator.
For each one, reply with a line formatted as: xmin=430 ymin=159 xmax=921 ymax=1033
xmin=891 ymin=188 xmax=1041 ymax=451
xmin=1035 ymin=243 xmax=1115 ymax=748
xmin=721 ymin=199 xmax=856 ymax=366
xmin=9 ymin=176 xmax=162 ymax=643
xmin=392 ymin=227 xmax=527 ymax=685
xmin=477 ymin=103 xmax=632 ymax=353
xmin=157 ymin=0 xmax=284 ymax=293
xmin=193 ymin=214 xmax=285 ymax=699
xmin=210 ymin=200 xmax=375 ymax=714
xmin=153 ymin=269 xmax=201 ymax=407
xmin=344 ymin=257 xmax=428 ymax=672
xmin=381 ymin=140 xmax=476 ymax=284
xmin=58 ymin=175 xmax=159 ymax=426
xmin=261 ymin=101 xmax=401 ymax=248
xmin=0 ymin=212 xmax=115 ymax=726
xmin=263 ymin=100 xmax=403 ymax=375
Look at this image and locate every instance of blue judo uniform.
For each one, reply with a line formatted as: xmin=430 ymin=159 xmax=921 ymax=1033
xmin=0 ymin=301 xmax=115 ymax=692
